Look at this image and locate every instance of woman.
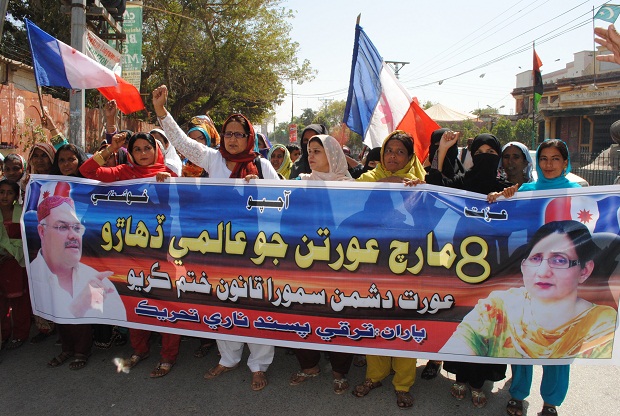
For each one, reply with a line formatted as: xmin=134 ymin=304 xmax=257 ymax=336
xmin=289 ymin=134 xmax=354 ymax=394
xmin=426 ymin=132 xmax=508 ymax=408
xmin=50 ymin=144 xmax=88 ymax=177
xmin=500 ymin=141 xmax=533 ymax=187
xmin=488 ymin=139 xmax=584 ymax=416
xmin=25 ymin=143 xmax=59 ymax=344
xmin=152 ymin=84 xmax=278 ymax=391
xmin=356 ymin=130 xmax=427 ymax=184
xmin=290 ymin=124 xmax=328 ymax=178
xmin=80 ymin=132 xmax=176 ymax=182
xmin=352 ymin=130 xmax=425 ymax=409
xmin=183 ymin=115 xmax=221 ymax=177
xmin=2 ymin=154 xmax=26 ymax=183
xmin=0 ymin=180 xmax=30 ymax=350
xmin=424 ymin=128 xmax=465 ymax=178
xmin=267 ymin=144 xmax=292 ymax=179
xmin=81 ymin=131 xmax=178 ymax=377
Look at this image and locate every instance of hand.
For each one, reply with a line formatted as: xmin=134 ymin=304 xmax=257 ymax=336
xmin=110 ymin=132 xmax=128 ymax=152
xmin=69 ymin=271 xmax=115 ymax=316
xmin=41 ymin=111 xmax=57 ymax=132
xmin=439 ymin=130 xmax=460 ymax=150
xmin=156 ymin=172 xmax=171 ymax=182
xmin=404 ymin=178 xmax=426 ymax=187
xmin=152 ymin=85 xmax=168 ymax=116
xmin=244 ymin=174 xmax=259 ymax=182
xmin=104 ymin=100 xmax=118 ymax=119
xmin=595 ymin=24 xmax=620 ymax=65
xmin=487 ymin=192 xmax=501 ymax=203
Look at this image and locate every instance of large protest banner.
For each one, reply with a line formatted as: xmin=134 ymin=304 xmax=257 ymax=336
xmin=22 ymin=176 xmax=620 ymax=364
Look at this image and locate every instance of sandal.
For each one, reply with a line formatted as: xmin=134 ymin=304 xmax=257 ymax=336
xmin=539 ymin=405 xmax=558 ymax=416
xmin=395 ymin=390 xmax=414 ymax=409
xmin=194 ymin=341 xmax=215 ymax=358
xmin=450 ymin=382 xmax=467 ymax=400
xmin=48 ymin=352 xmax=74 ymax=367
xmin=352 ymin=379 xmax=382 ymax=397
xmin=289 ymin=369 xmax=320 ymax=386
xmin=421 ymin=360 xmax=442 ymax=380
xmin=251 ymin=371 xmax=268 ymax=391
xmin=333 ymin=378 xmax=349 ymax=394
xmin=68 ymin=354 xmax=89 ymax=370
xmin=125 ymin=353 xmax=150 ymax=369
xmin=150 ymin=362 xmax=174 ymax=378
xmin=5 ymin=339 xmax=25 ymax=350
xmin=204 ymin=363 xmax=238 ymax=379
xmin=507 ymin=398 xmax=524 ymax=416
xmin=471 ymin=388 xmax=487 ymax=408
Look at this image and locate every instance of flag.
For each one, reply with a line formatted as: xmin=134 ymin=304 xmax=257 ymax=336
xmin=98 ymin=75 xmax=146 ymax=114
xmin=343 ymin=24 xmax=439 ymax=162
xmin=25 ymin=19 xmax=117 ymax=90
xmin=533 ymin=49 xmax=543 ymax=113
xmin=26 ymin=19 xmax=145 ymax=114
xmin=595 ymin=4 xmax=620 ymax=23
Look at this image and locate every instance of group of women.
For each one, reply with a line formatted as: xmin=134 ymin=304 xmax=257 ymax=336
xmin=0 ymin=84 xmax=598 ymax=414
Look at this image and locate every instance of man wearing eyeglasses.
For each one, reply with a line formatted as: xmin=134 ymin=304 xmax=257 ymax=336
xmin=30 ymin=195 xmax=126 ymax=320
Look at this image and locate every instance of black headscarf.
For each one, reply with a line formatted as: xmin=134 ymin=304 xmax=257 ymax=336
xmin=290 ymin=124 xmax=328 ymax=178
xmin=428 ymin=128 xmax=464 ymax=179
xmin=362 ymin=147 xmax=382 ymax=173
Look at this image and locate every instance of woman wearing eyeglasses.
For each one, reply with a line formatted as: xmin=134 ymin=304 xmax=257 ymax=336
xmin=441 ymin=220 xmax=616 ymax=415
xmin=152 ymin=85 xmax=277 ymax=391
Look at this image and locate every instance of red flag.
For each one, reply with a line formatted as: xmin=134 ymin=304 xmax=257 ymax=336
xmin=396 ymin=99 xmax=440 ymax=163
xmin=97 ymin=74 xmax=145 ymax=114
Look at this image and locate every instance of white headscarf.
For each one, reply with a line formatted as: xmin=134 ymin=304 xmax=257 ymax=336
xmin=299 ymin=135 xmax=353 ymax=181
xmin=500 ymin=141 xmax=533 ymax=183
xmin=151 ymin=129 xmax=182 ymax=177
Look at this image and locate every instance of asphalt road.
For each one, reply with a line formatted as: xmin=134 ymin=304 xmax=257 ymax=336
xmin=1 ymin=333 xmax=619 ymax=415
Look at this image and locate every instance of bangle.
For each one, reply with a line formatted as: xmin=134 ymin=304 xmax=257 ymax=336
xmin=157 ymin=112 xmax=168 ymax=120
xmin=93 ymin=151 xmax=107 ymax=166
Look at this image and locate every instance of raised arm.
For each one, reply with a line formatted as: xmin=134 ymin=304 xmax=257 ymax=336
xmin=595 ymin=24 xmax=620 ymax=65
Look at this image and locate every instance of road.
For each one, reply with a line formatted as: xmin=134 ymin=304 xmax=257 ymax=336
xmin=1 ymin=333 xmax=619 ymax=415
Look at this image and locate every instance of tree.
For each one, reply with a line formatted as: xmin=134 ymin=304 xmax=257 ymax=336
xmin=514 ymin=118 xmax=534 ymax=147
xmin=491 ymin=117 xmax=514 ymax=145
xmin=422 ymin=100 xmax=436 ymax=110
xmin=142 ymin=0 xmax=314 ymax=126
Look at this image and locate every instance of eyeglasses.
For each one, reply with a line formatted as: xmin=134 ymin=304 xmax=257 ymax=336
xmin=223 ymin=131 xmax=248 ymax=139
xmin=40 ymin=222 xmax=85 ymax=236
xmin=522 ymin=254 xmax=580 ymax=269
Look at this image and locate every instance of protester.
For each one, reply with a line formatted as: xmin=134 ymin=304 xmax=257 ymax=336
xmin=500 ymin=142 xmax=533 ymax=187
xmin=0 ymin=180 xmax=30 ymax=350
xmin=289 ymin=134 xmax=354 ymax=394
xmin=152 ymin=84 xmax=277 ymax=390
xmin=267 ymin=143 xmax=292 ymax=179
xmin=595 ymin=24 xmax=620 ymax=65
xmin=256 ymin=133 xmax=272 ymax=158
xmin=286 ymin=143 xmax=301 ymax=163
xmin=2 ymin=154 xmax=26 ymax=183
xmin=352 ymin=130 xmax=425 ymax=409
xmin=50 ymin=144 xmax=88 ymax=177
xmin=150 ymin=129 xmax=183 ymax=176
xmin=361 ymin=147 xmax=381 ymax=173
xmin=290 ymin=124 xmax=328 ymax=178
xmin=487 ymin=139 xmax=583 ymax=416
xmin=183 ymin=114 xmax=221 ymax=177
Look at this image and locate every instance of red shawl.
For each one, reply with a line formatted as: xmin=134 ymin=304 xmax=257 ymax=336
xmin=218 ymin=113 xmax=259 ymax=178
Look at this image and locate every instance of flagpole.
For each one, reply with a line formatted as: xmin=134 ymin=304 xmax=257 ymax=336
xmin=592 ymin=6 xmax=597 ymax=87
xmin=531 ymin=41 xmax=536 ymax=150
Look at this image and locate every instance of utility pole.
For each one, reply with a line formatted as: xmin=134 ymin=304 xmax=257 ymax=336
xmin=69 ymin=0 xmax=87 ymax=148
xmin=385 ymin=61 xmax=409 ymax=79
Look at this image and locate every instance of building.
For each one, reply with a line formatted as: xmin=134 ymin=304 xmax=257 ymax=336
xmin=512 ymin=48 xmax=620 ymax=158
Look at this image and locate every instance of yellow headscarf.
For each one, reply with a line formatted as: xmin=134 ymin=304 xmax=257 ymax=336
xmin=356 ymin=130 xmax=426 ymax=182
xmin=267 ymin=144 xmax=292 ymax=179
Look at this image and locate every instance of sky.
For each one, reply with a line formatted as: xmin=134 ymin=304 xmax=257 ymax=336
xmin=272 ymin=0 xmax=610 ymax=129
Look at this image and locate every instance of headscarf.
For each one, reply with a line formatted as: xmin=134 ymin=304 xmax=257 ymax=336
xmin=299 ymin=135 xmax=353 ymax=181
xmin=362 ymin=147 xmax=382 ymax=173
xmin=50 ymin=144 xmax=87 ymax=177
xmin=458 ymin=133 xmax=509 ymax=194
xmin=357 ymin=130 xmax=426 ymax=182
xmin=188 ymin=115 xmax=220 ymax=148
xmin=291 ymin=124 xmax=328 ymax=177
xmin=428 ymin=128 xmax=464 ymax=179
xmin=256 ymin=133 xmax=272 ymax=158
xmin=27 ymin=143 xmax=55 ymax=174
xmin=218 ymin=114 xmax=259 ymax=178
xmin=150 ymin=128 xmax=183 ymax=176
xmin=500 ymin=141 xmax=533 ymax=184
xmin=519 ymin=139 xmax=580 ymax=191
xmin=123 ymin=133 xmax=177 ymax=179
xmin=267 ymin=144 xmax=292 ymax=179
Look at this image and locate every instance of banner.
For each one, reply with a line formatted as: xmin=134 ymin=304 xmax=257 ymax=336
xmin=22 ymin=177 xmax=620 ymax=364
xmin=121 ymin=2 xmax=143 ymax=90
xmin=85 ymin=30 xmax=122 ymax=75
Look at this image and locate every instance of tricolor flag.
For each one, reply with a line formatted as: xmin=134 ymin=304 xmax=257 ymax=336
xmin=533 ymin=49 xmax=543 ymax=113
xmin=25 ymin=19 xmax=145 ymax=114
xmin=343 ymin=24 xmax=439 ymax=162
xmin=595 ymin=4 xmax=620 ymax=23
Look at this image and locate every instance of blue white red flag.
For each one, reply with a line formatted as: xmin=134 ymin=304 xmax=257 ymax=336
xmin=25 ymin=19 xmax=118 ymax=90
xmin=343 ymin=24 xmax=439 ymax=161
